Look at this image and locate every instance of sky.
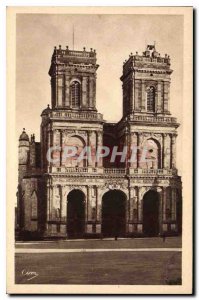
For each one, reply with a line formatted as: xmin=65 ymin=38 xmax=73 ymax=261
xmin=16 ymin=13 xmax=183 ymax=173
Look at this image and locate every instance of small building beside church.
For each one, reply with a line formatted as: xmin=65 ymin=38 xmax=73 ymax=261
xmin=17 ymin=44 xmax=182 ymax=239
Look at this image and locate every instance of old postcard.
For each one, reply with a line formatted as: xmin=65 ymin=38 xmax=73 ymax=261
xmin=7 ymin=6 xmax=193 ymax=294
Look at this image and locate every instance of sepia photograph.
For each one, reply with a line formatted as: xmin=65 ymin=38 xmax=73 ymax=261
xmin=6 ymin=6 xmax=193 ymax=294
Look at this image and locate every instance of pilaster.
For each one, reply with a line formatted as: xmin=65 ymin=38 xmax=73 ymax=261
xmin=141 ymin=80 xmax=145 ymax=111
xmin=157 ymin=81 xmax=162 ymax=112
xmin=65 ymin=76 xmax=70 ymax=107
xmin=171 ymin=133 xmax=177 ymax=168
xmin=82 ymin=77 xmax=87 ymax=108
xmin=162 ymin=187 xmax=167 ymax=222
xmin=89 ymin=77 xmax=93 ymax=107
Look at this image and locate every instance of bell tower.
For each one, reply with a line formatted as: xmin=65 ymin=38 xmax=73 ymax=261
xmin=120 ymin=44 xmax=172 ymax=117
xmin=48 ymin=45 xmax=98 ymax=111
xmin=40 ymin=45 xmax=104 ymax=173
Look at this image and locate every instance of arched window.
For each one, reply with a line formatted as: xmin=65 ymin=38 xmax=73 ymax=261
xmin=63 ymin=135 xmax=86 ymax=167
xmin=146 ymin=86 xmax=155 ymax=112
xmin=71 ymin=81 xmax=81 ymax=108
xmin=143 ymin=139 xmax=161 ymax=169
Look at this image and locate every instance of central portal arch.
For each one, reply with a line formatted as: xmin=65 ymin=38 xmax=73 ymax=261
xmin=67 ymin=189 xmax=85 ymax=238
xmin=102 ymin=190 xmax=126 ymax=237
xmin=143 ymin=190 xmax=159 ymax=236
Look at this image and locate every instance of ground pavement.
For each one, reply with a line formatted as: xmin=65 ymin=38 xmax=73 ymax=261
xmin=15 ymin=237 xmax=182 ymax=285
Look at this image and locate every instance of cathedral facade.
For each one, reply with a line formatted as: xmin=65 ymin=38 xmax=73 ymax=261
xmin=17 ymin=44 xmax=182 ymax=239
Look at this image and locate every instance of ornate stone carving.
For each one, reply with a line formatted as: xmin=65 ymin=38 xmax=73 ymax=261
xmin=18 ymin=45 xmax=182 ymax=238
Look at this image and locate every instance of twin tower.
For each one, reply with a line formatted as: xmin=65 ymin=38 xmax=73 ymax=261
xmin=49 ymin=44 xmax=171 ymax=114
xmin=17 ymin=44 xmax=182 ymax=239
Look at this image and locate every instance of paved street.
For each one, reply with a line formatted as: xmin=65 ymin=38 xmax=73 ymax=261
xmin=15 ymin=237 xmax=182 ymax=285
xmin=15 ymin=236 xmax=181 ymax=249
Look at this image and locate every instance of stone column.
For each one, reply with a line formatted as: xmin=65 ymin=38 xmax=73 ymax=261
xmin=131 ymin=78 xmax=135 ymax=112
xmin=89 ymin=77 xmax=93 ymax=108
xmin=96 ymin=187 xmax=101 ymax=234
xmin=46 ymin=183 xmax=51 ymax=222
xmin=49 ymin=185 xmax=53 ymax=221
xmin=157 ymin=81 xmax=162 ymax=112
xmin=158 ymin=188 xmax=163 ymax=234
xmin=96 ymin=188 xmax=101 ymax=221
xmin=127 ymin=79 xmax=133 ymax=113
xmin=96 ymin=131 xmax=103 ymax=167
xmin=91 ymin=131 xmax=96 ymax=167
xmin=52 ymin=129 xmax=56 ymax=147
xmin=45 ymin=182 xmax=51 ymax=234
xmin=141 ymin=80 xmax=146 ymax=111
xmin=171 ymin=188 xmax=177 ymax=221
xmin=93 ymin=77 xmax=96 ymax=109
xmin=124 ymin=128 xmax=129 ymax=168
xmin=82 ymin=77 xmax=87 ymax=108
xmin=62 ymin=75 xmax=65 ymax=107
xmin=59 ymin=186 xmax=67 ymax=234
xmin=45 ymin=129 xmax=52 ymax=171
xmin=52 ymin=185 xmax=57 ymax=220
xmin=57 ymin=75 xmax=63 ymax=107
xmin=137 ymin=187 xmax=143 ymax=233
xmin=138 ymin=188 xmax=142 ymax=222
xmin=162 ymin=134 xmax=166 ymax=169
xmin=126 ymin=194 xmax=130 ymax=233
xmin=129 ymin=133 xmax=137 ymax=168
xmin=163 ymin=81 xmax=169 ymax=112
xmin=134 ymin=80 xmax=140 ymax=111
xmin=59 ymin=130 xmax=62 ymax=167
xmin=137 ymin=133 xmax=140 ymax=168
xmin=171 ymin=134 xmax=177 ymax=168
xmin=53 ymin=130 xmax=60 ymax=167
xmin=162 ymin=187 xmax=167 ymax=221
xmin=87 ymin=131 xmax=92 ymax=167
xmin=86 ymin=186 xmax=93 ymax=234
xmin=87 ymin=186 xmax=92 ymax=221
xmin=61 ymin=186 xmax=67 ymax=224
xmin=59 ymin=185 xmax=62 ymax=220
xmin=95 ymin=132 xmax=98 ymax=167
xmin=163 ymin=134 xmax=171 ymax=169
xmin=129 ymin=188 xmax=134 ymax=223
xmin=65 ymin=76 xmax=70 ymax=107
xmin=127 ymin=188 xmax=134 ymax=233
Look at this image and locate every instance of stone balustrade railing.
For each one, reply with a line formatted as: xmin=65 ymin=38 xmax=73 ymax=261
xmin=124 ymin=55 xmax=170 ymax=66
xmin=104 ymin=168 xmax=126 ymax=174
xmin=54 ymin=48 xmax=96 ymax=58
xmin=50 ymin=166 xmax=101 ymax=174
xmin=50 ymin=111 xmax=103 ymax=121
xmin=128 ymin=114 xmax=177 ymax=123
xmin=49 ymin=166 xmax=177 ymax=176
xmin=134 ymin=55 xmax=170 ymax=64
xmin=129 ymin=168 xmax=177 ymax=175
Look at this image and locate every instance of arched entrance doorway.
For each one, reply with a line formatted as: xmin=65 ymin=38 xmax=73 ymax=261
xmin=67 ymin=190 xmax=85 ymax=238
xmin=102 ymin=190 xmax=126 ymax=237
xmin=143 ymin=190 xmax=159 ymax=236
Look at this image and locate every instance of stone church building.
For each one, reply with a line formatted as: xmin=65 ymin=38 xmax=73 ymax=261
xmin=17 ymin=44 xmax=182 ymax=239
